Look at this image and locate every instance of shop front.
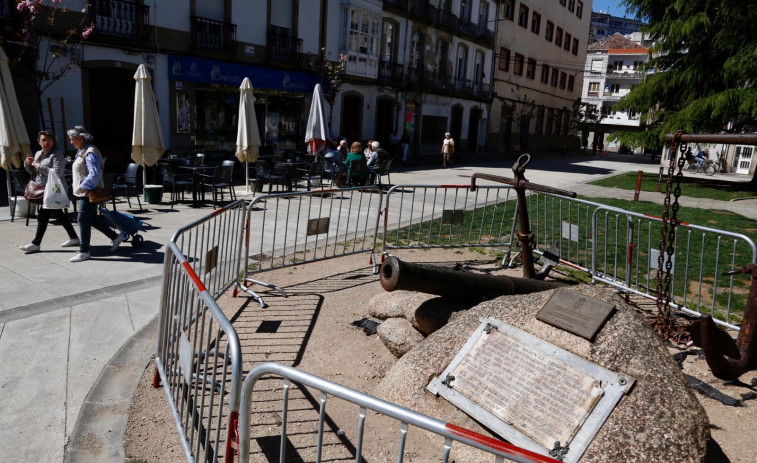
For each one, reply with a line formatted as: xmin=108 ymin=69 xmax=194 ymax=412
xmin=168 ymin=55 xmax=319 ymax=159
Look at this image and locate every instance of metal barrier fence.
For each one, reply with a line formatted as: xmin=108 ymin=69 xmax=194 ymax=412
xmin=238 ymin=186 xmax=384 ymax=303
xmin=381 ymin=184 xmax=518 ymax=262
xmin=170 ymin=200 xmax=248 ymax=300
xmin=155 ymin=242 xmax=243 ymax=463
xmin=235 ymin=362 xmax=560 ymax=463
xmin=591 ymin=205 xmax=757 ymax=330
xmin=524 ymin=192 xmax=607 ymax=273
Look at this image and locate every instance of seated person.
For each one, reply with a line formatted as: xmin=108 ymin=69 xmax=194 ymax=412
xmin=367 ymin=141 xmax=389 ymax=167
xmin=324 ymin=141 xmax=346 ymax=186
xmin=695 ymin=148 xmax=710 ymax=167
xmin=346 ymin=141 xmax=368 ymax=185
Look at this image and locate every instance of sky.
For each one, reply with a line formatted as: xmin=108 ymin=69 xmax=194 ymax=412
xmin=592 ymin=0 xmax=630 ymax=18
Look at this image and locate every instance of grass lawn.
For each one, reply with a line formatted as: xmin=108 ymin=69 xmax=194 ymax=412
xmin=588 ymin=171 xmax=756 ymax=201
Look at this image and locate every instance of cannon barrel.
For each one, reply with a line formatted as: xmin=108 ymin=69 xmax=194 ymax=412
xmin=379 ymin=256 xmax=566 ymax=300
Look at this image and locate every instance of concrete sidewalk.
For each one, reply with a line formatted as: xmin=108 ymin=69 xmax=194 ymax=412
xmin=0 ymin=151 xmax=752 ymax=462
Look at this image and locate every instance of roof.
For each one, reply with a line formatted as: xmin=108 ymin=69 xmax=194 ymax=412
xmin=588 ymin=33 xmax=646 ymax=51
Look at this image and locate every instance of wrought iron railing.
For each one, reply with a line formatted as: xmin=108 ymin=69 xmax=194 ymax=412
xmin=267 ymin=31 xmax=302 ymax=63
xmin=475 ymin=23 xmax=495 ymax=46
xmin=93 ymin=0 xmax=150 ymax=39
xmin=191 ymin=16 xmax=236 ymax=52
xmin=382 ymin=0 xmax=408 ymax=11
xmin=378 ymin=60 xmax=404 ymax=83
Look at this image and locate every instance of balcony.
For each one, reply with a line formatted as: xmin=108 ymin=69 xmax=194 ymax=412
xmin=267 ymin=31 xmax=302 ymax=64
xmin=474 ymin=23 xmax=495 ymax=47
xmin=605 ymin=71 xmax=642 ymax=80
xmin=437 ymin=9 xmax=458 ymax=31
xmin=382 ymin=0 xmax=408 ymax=13
xmin=191 ymin=16 xmax=236 ymax=52
xmin=457 ymin=20 xmax=477 ymax=39
xmin=378 ymin=60 xmax=404 ymax=84
xmin=409 ymin=1 xmax=438 ymax=24
xmin=93 ymin=0 xmax=150 ymax=40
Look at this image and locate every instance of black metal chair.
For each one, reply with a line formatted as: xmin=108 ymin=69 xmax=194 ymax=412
xmin=370 ymin=159 xmax=393 ymax=187
xmin=191 ymin=153 xmax=205 ymax=166
xmin=111 ymin=163 xmax=143 ymax=211
xmin=160 ymin=163 xmax=192 ymax=206
xmin=296 ymin=160 xmax=324 ymax=190
xmin=346 ymin=158 xmax=370 ymax=186
xmin=200 ymin=164 xmax=235 ymax=208
xmin=8 ymin=168 xmax=33 ymax=225
xmin=254 ymin=159 xmax=287 ymax=196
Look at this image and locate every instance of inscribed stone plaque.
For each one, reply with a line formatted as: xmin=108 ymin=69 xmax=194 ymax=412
xmin=536 ymin=288 xmax=615 ymax=340
xmin=427 ymin=318 xmax=635 ymax=463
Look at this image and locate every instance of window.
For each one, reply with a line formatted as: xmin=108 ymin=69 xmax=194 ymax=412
xmin=513 ymin=53 xmax=524 ymax=75
xmin=576 ymin=1 xmax=583 ymax=18
xmin=559 ymin=0 xmax=566 ymax=6
xmin=591 ymin=59 xmax=603 ymax=73
xmin=551 ymin=68 xmax=558 ymax=86
xmin=531 ymin=12 xmax=541 ymax=34
xmin=567 ymin=75 xmax=575 ymax=91
xmin=572 ymin=37 xmax=578 ymax=55
xmin=633 ymin=60 xmax=642 ymax=71
xmin=541 ymin=63 xmax=550 ymax=83
xmin=518 ymin=4 xmax=529 ymax=28
xmin=459 ymin=0 xmax=471 ymax=21
xmin=436 ymin=39 xmax=450 ymax=76
xmin=499 ymin=47 xmax=510 ymax=71
xmin=456 ymin=45 xmax=467 ymax=80
xmin=382 ymin=22 xmax=396 ymax=63
xmin=559 ymin=71 xmax=567 ymax=89
xmin=568 ymin=0 xmax=575 ymax=13
xmin=502 ymin=0 xmax=514 ymax=21
xmin=545 ymin=21 xmax=553 ymax=41
xmin=526 ymin=58 xmax=536 ymax=79
xmin=610 ymin=84 xmax=620 ymax=93
xmin=555 ymin=27 xmax=563 ymax=47
xmin=343 ymin=7 xmax=381 ymax=75
xmin=564 ymin=33 xmax=571 ymax=51
xmin=478 ymin=2 xmax=489 ymax=27
xmin=588 ymin=82 xmax=599 ymax=94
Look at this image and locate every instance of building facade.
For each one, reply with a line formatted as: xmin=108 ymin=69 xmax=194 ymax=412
xmin=589 ymin=11 xmax=643 ymax=42
xmin=6 ymin=0 xmax=498 ymax=169
xmin=490 ymin=0 xmax=591 ymax=155
xmin=580 ymin=33 xmax=648 ymax=152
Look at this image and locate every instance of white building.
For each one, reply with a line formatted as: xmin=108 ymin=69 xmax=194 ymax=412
xmin=489 ymin=0 xmax=591 ymax=155
xmin=580 ymin=33 xmax=648 ymax=152
xmin=589 ymin=11 xmax=643 ymax=42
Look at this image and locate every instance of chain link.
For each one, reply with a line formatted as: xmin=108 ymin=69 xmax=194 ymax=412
xmin=649 ymin=131 xmax=691 ymax=343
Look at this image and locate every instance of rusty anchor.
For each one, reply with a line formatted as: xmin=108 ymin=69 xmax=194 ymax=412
xmin=689 ymin=263 xmax=757 ymax=381
xmin=379 ymin=255 xmax=566 ymax=301
xmin=470 ymin=154 xmax=577 ymax=280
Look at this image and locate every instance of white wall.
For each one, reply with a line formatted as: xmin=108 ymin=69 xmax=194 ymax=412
xmin=152 ymin=0 xmax=190 ymax=31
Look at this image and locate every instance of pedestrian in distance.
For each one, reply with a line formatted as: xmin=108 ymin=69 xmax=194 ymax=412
xmin=68 ymin=125 xmax=126 ymax=262
xmin=400 ymin=129 xmax=411 ymax=163
xmin=441 ymin=132 xmax=455 ymax=168
xmin=18 ymin=130 xmax=80 ymax=254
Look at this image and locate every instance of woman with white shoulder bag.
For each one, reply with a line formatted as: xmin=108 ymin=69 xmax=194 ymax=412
xmin=18 ymin=130 xmax=79 ymax=254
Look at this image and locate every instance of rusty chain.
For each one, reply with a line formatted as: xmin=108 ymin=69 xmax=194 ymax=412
xmin=647 ymin=131 xmax=692 ymax=343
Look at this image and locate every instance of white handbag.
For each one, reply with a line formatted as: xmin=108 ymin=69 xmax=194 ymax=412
xmin=43 ymin=170 xmax=71 ymax=209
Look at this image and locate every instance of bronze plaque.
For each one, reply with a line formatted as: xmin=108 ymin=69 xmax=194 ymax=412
xmin=204 ymin=246 xmax=218 ymax=275
xmin=537 ymin=288 xmax=615 ymax=341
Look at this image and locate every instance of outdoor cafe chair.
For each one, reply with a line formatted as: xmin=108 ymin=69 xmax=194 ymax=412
xmin=200 ymin=164 xmax=235 ymax=208
xmin=370 ymin=158 xmax=393 ymax=187
xmin=191 ymin=153 xmax=205 ymax=166
xmin=296 ymin=160 xmax=324 ymax=191
xmin=160 ymin=163 xmax=191 ymax=207
xmin=111 ymin=163 xmax=143 ymax=211
xmin=346 ymin=158 xmax=370 ymax=187
xmin=254 ymin=159 xmax=287 ymax=196
xmin=8 ymin=167 xmax=33 ymax=226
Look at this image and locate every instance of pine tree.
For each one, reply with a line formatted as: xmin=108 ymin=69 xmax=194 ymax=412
xmin=614 ymin=0 xmax=757 ymax=185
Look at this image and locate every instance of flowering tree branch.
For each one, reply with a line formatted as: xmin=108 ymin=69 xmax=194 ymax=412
xmin=318 ymin=48 xmax=347 ymax=127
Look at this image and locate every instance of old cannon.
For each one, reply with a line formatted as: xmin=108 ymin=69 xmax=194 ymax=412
xmin=690 ymin=263 xmax=757 ymax=380
xmin=379 ymin=255 xmax=566 ymax=301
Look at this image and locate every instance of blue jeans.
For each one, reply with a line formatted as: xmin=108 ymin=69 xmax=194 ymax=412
xmin=77 ymin=197 xmax=117 ymax=253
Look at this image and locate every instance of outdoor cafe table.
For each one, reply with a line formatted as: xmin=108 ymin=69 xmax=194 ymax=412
xmin=274 ymin=160 xmax=311 ymax=192
xmin=176 ymin=165 xmax=215 ymax=207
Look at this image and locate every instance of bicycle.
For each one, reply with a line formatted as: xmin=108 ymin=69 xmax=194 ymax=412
xmin=687 ymin=158 xmax=716 ymax=176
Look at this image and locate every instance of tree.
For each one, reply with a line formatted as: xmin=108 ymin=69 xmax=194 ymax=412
xmin=2 ymin=1 xmax=94 ymax=128
xmin=318 ymin=47 xmax=347 ymax=132
xmin=614 ymin=0 xmax=757 ymax=185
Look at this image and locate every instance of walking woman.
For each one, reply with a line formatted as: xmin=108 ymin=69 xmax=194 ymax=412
xmin=441 ymin=132 xmax=455 ymax=168
xmin=18 ymin=130 xmax=79 ymax=253
xmin=68 ymin=126 xmax=125 ymax=262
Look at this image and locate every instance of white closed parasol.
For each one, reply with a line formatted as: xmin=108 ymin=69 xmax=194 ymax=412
xmin=235 ymin=77 xmax=261 ymax=192
xmin=0 ymin=46 xmax=31 ymax=217
xmin=305 ymin=83 xmax=328 ymax=156
xmin=131 ymin=64 xmax=165 ymax=193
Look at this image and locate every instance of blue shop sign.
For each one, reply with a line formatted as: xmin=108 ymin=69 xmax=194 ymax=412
xmin=169 ymin=55 xmax=319 ymax=92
